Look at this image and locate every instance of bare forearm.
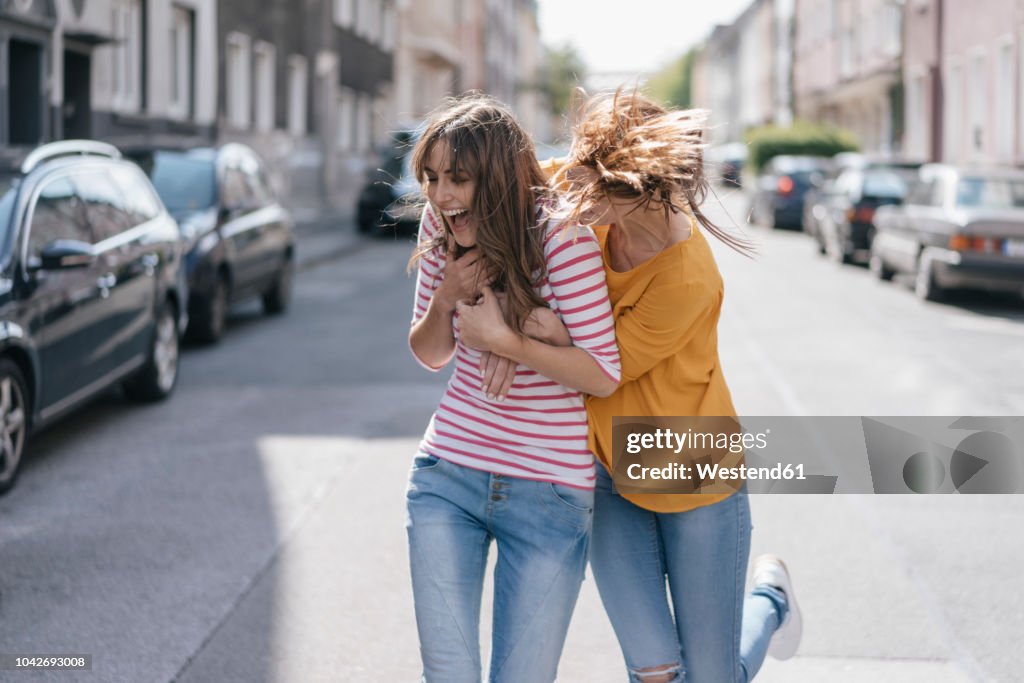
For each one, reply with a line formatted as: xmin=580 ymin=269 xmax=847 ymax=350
xmin=409 ymin=297 xmax=456 ymax=369
xmin=496 ymin=335 xmax=617 ymax=397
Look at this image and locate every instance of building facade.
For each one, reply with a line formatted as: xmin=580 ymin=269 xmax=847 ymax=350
xmin=934 ymin=0 xmax=1022 ymax=165
xmin=794 ymin=0 xmax=903 ymax=153
xmin=0 ymin=0 xmax=217 ymax=155
xmin=695 ymin=0 xmax=793 ymax=146
xmin=217 ymin=0 xmax=396 ymax=215
xmin=394 ymin=0 xmax=548 ymax=140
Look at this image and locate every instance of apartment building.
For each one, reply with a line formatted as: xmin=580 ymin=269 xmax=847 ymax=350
xmin=794 ymin=0 xmax=903 ymax=153
xmin=0 ymin=0 xmax=216 ymax=152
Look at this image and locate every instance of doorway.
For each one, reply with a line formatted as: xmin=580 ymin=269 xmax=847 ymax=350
xmin=63 ymin=50 xmax=92 ymax=138
xmin=8 ymin=39 xmax=44 ymax=145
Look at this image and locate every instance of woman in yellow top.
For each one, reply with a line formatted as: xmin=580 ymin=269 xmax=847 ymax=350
xmin=468 ymin=91 xmax=804 ymax=683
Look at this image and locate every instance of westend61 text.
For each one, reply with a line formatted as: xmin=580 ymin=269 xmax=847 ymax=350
xmin=627 ymin=462 xmax=807 ymax=482
xmin=625 ymin=428 xmax=770 ymax=455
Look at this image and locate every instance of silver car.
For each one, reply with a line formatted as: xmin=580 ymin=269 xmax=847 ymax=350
xmin=871 ymin=164 xmax=1024 ymax=301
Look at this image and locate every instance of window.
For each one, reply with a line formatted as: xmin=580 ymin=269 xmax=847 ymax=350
xmin=337 ymin=87 xmax=355 ymax=151
xmin=357 ymin=92 xmax=372 ymax=152
xmin=841 ymin=27 xmax=854 ymax=77
xmin=76 ymin=170 xmax=136 ymax=241
xmin=996 ymin=42 xmax=1014 ymax=162
xmin=945 ymin=63 xmax=963 ymax=162
xmin=287 ymin=55 xmax=308 ymax=136
xmin=226 ymin=33 xmax=251 ymax=129
xmin=956 ymin=177 xmax=1024 ymax=209
xmin=169 ymin=6 xmax=194 ymax=120
xmin=111 ymin=0 xmax=143 ymax=112
xmin=886 ymin=4 xmax=901 ymax=58
xmin=28 ymin=176 xmax=91 ymax=262
xmin=357 ymin=0 xmax=373 ymax=38
xmin=907 ymin=73 xmax=928 ymax=159
xmin=381 ymin=1 xmax=395 ymax=50
xmin=254 ymin=41 xmax=276 ymax=132
xmin=240 ymin=153 xmax=273 ymax=206
xmin=333 ymin=0 xmax=354 ymax=28
xmin=969 ymin=52 xmax=987 ymax=160
xmin=221 ymin=163 xmax=254 ymax=210
xmin=139 ymin=150 xmax=217 ymax=212
xmin=107 ymin=165 xmax=162 ymax=224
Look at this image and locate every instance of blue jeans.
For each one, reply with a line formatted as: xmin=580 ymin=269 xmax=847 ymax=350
xmin=405 ymin=453 xmax=592 ymax=683
xmin=591 ymin=465 xmax=787 ymax=683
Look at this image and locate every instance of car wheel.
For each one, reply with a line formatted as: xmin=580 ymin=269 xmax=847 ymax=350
xmin=914 ymin=257 xmax=946 ymax=302
xmin=0 ymin=359 xmax=29 ymax=496
xmin=262 ymin=253 xmax=294 ymax=315
xmin=123 ymin=300 xmax=180 ymax=402
xmin=869 ymin=254 xmax=895 ymax=281
xmin=189 ymin=273 xmax=229 ymax=344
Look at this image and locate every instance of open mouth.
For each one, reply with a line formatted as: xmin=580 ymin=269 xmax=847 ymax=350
xmin=440 ymin=207 xmax=471 ymax=231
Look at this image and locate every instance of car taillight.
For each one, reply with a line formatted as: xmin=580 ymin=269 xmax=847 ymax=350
xmin=846 ymin=206 xmax=876 ymax=224
xmin=777 ymin=176 xmax=795 ymax=196
xmin=949 ymin=234 xmax=1002 ymax=253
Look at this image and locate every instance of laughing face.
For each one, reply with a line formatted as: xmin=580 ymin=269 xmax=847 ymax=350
xmin=423 ymin=142 xmax=479 ymax=249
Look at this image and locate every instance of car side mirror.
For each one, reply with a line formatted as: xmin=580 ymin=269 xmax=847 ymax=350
xmin=37 ymin=240 xmax=95 ymax=271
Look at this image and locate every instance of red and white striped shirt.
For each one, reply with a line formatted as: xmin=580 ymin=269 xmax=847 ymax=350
xmin=410 ymin=203 xmax=621 ymax=489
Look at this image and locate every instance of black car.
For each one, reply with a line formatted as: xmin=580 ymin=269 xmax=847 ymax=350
xmin=810 ymin=164 xmax=918 ymax=264
xmin=126 ymin=144 xmax=295 ymax=343
xmin=750 ymin=155 xmax=830 ymax=229
xmin=356 ymin=131 xmax=421 ymax=234
xmin=0 ymin=140 xmax=188 ymax=495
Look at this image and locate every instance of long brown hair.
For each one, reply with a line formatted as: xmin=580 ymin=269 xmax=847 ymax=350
xmin=553 ymin=88 xmax=756 ymax=257
xmin=408 ymin=92 xmax=552 ymax=333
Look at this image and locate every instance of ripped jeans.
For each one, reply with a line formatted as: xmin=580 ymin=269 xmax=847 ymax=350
xmin=590 ymin=465 xmax=787 ymax=683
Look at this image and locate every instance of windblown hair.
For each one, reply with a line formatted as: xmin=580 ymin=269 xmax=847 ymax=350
xmin=552 ymin=89 xmax=755 ymax=257
xmin=408 ymin=92 xmax=552 ymax=333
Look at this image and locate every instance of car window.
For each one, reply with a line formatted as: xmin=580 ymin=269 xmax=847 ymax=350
xmin=28 ymin=175 xmax=92 ymax=261
xmin=241 ymin=154 xmax=272 ymax=206
xmin=956 ymin=177 xmax=1024 ymax=209
xmin=108 ymin=165 xmax=162 ymax=224
xmin=862 ymin=170 xmax=908 ymax=199
xmin=0 ymin=176 xmax=18 ymax=249
xmin=75 ymin=170 xmax=135 ymax=241
xmin=220 ymin=162 xmax=254 ymax=210
xmin=136 ymin=151 xmax=217 ymax=213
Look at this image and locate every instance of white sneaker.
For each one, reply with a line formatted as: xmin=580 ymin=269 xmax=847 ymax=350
xmin=752 ymin=554 xmax=803 ymax=660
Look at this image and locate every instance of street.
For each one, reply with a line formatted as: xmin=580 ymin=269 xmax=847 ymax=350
xmin=1 ymin=192 xmax=1022 ymax=683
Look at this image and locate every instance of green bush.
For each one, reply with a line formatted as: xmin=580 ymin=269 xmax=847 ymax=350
xmin=744 ymin=121 xmax=859 ymax=174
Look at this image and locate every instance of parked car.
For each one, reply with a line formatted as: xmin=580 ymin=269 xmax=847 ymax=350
xmin=808 ymin=164 xmax=919 ymax=263
xmin=706 ymin=143 xmax=748 ymax=187
xmin=126 ymin=143 xmax=295 ymax=343
xmin=0 ymin=140 xmax=188 ymax=495
xmin=357 ymin=131 xmax=421 ymax=235
xmin=871 ymin=164 xmax=1024 ymax=301
xmin=750 ymin=155 xmax=830 ymax=229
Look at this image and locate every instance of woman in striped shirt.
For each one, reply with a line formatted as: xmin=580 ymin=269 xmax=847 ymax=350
xmin=405 ymin=93 xmax=621 ymax=683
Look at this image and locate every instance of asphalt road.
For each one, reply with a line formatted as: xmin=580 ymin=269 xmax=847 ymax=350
xmin=1 ymin=193 xmax=1022 ymax=682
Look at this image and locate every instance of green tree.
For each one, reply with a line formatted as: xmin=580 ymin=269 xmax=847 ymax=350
xmin=542 ymin=44 xmax=587 ymax=117
xmin=646 ymin=47 xmax=699 ymax=108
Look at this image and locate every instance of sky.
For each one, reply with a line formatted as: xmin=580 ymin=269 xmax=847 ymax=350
xmin=537 ymin=0 xmax=755 ymax=77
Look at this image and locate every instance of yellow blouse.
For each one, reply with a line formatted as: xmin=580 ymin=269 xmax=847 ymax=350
xmin=538 ymin=157 xmax=739 ymax=513
xmin=585 ymin=223 xmax=740 ymax=513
